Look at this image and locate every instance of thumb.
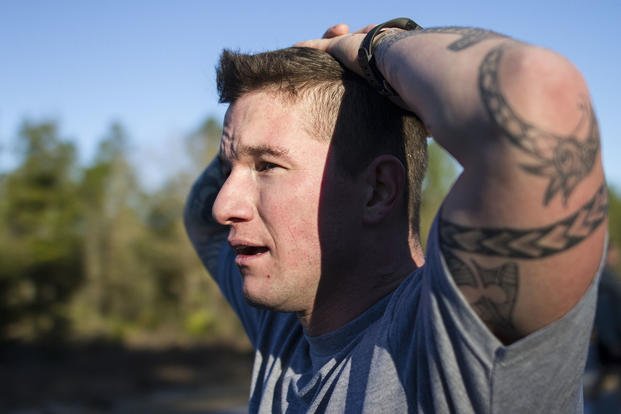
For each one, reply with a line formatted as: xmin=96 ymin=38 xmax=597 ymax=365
xmin=322 ymin=23 xmax=350 ymax=39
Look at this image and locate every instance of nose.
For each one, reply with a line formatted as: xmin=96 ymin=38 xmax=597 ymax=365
xmin=212 ymin=171 xmax=254 ymax=225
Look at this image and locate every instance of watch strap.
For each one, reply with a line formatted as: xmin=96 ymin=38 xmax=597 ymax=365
xmin=357 ymin=17 xmax=423 ymax=96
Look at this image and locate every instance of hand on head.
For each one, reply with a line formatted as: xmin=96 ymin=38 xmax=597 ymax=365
xmin=295 ymin=23 xmax=375 ymax=77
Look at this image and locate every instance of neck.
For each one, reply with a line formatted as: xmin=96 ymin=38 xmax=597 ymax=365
xmin=299 ymin=254 xmax=418 ymax=336
xmin=409 ymin=236 xmax=425 ymax=267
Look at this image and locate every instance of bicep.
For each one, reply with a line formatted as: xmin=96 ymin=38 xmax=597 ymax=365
xmin=438 ymin=44 xmax=607 ymax=343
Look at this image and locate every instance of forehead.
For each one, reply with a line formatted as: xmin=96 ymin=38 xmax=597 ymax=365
xmin=221 ymin=91 xmax=319 ymax=158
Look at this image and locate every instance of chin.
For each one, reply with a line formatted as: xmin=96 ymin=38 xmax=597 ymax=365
xmin=242 ymin=284 xmax=281 ymax=311
xmin=242 ymin=288 xmax=302 ymax=313
xmin=243 ymin=293 xmax=276 ymax=311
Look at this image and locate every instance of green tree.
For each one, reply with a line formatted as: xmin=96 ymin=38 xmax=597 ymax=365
xmin=186 ymin=116 xmax=221 ymax=170
xmin=419 ymin=141 xmax=459 ymax=245
xmin=606 ymin=185 xmax=621 ymax=274
xmin=174 ymin=116 xmax=248 ymax=342
xmin=0 ymin=120 xmax=82 ymax=340
xmin=607 ymin=186 xmax=621 ymax=243
xmin=70 ymin=117 xmax=245 ymax=344
xmin=71 ymin=122 xmax=158 ymax=338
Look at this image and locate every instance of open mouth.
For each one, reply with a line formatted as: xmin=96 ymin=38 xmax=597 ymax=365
xmin=234 ymin=245 xmax=269 ymax=256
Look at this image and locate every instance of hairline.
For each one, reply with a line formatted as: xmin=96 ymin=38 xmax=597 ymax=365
xmin=229 ymin=86 xmax=339 ymax=144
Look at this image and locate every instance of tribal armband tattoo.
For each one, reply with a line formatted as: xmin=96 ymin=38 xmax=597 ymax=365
xmin=440 ymin=183 xmax=607 ymax=259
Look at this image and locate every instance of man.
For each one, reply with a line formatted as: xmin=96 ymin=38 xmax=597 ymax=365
xmin=185 ymin=18 xmax=607 ymax=412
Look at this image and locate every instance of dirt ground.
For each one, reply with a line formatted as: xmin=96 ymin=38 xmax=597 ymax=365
xmin=0 ymin=341 xmax=254 ymax=413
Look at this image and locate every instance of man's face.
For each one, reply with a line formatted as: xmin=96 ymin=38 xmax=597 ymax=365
xmin=213 ymin=91 xmax=357 ymax=313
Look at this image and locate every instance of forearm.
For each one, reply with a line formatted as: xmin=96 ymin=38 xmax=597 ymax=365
xmin=374 ymin=28 xmax=500 ymax=157
xmin=374 ymin=27 xmax=593 ymax=171
xmin=184 ymin=156 xmax=228 ymax=274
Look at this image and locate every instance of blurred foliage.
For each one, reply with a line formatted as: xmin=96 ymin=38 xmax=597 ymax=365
xmin=0 ymin=121 xmax=82 ymax=341
xmin=607 ymin=185 xmax=621 ymax=275
xmin=420 ymin=141 xmax=458 ymax=245
xmin=0 ymin=117 xmax=244 ymax=346
xmin=608 ymin=185 xmax=621 ymax=246
xmin=0 ymin=117 xmax=616 ymax=346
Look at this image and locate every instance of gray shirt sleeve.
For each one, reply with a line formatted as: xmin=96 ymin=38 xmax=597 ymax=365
xmin=386 ymin=215 xmax=602 ymax=413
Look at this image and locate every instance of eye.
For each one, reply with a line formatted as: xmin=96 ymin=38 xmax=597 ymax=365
xmin=256 ymin=161 xmax=279 ymax=172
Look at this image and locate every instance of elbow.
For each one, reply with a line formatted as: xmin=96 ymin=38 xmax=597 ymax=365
xmin=183 ymin=175 xmax=210 ymax=240
xmin=504 ymin=45 xmax=592 ymax=124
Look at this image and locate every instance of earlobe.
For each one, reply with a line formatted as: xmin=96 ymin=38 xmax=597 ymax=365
xmin=363 ymin=155 xmax=406 ymax=224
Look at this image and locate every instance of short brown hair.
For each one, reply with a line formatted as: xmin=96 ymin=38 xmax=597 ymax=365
xmin=216 ymin=47 xmax=428 ymax=236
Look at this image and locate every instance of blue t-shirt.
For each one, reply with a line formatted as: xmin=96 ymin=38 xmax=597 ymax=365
xmin=203 ymin=215 xmax=601 ymax=413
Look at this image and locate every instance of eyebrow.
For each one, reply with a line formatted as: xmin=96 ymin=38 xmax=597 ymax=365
xmin=235 ymin=144 xmax=291 ymax=160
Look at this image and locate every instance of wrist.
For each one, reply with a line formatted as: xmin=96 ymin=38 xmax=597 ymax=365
xmin=357 ymin=18 xmax=423 ymax=97
xmin=373 ymin=28 xmax=405 ymax=62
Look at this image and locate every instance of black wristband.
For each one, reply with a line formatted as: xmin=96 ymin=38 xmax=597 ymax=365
xmin=357 ymin=17 xmax=423 ymax=97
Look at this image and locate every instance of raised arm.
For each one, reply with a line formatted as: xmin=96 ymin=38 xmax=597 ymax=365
xmin=184 ymin=156 xmax=228 ymax=278
xmin=299 ymin=22 xmax=606 ymax=343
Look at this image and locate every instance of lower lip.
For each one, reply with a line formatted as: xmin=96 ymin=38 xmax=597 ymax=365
xmin=235 ymin=251 xmax=269 ymax=266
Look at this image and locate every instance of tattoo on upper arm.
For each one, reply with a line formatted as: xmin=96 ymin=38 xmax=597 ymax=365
xmin=479 ymin=44 xmax=600 ymax=206
xmin=439 ymin=184 xmax=605 ymax=340
xmin=440 ymin=183 xmax=607 ymax=259
xmin=444 ymin=250 xmax=518 ymax=333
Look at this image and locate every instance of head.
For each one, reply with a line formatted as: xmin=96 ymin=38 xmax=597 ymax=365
xmin=213 ymin=47 xmax=427 ymax=314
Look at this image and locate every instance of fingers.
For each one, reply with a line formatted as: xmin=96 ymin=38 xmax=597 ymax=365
xmin=298 ymin=22 xmax=373 ymax=48
xmin=296 ymin=23 xmax=348 ymax=48
xmin=294 ymin=38 xmax=331 ymax=49
xmin=322 ymin=23 xmax=374 ymax=38
xmin=295 ymin=24 xmax=370 ymax=76
xmin=353 ymin=24 xmax=376 ymax=34
xmin=323 ymin=23 xmax=349 ymax=39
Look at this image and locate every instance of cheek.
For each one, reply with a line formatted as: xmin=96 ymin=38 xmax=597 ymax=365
xmin=259 ymin=176 xmax=322 ymax=253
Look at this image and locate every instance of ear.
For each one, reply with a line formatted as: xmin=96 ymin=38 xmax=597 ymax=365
xmin=362 ymin=155 xmax=406 ymax=224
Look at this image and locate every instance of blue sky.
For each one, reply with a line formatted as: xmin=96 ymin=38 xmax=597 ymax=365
xmin=1 ymin=1 xmax=620 ymax=189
